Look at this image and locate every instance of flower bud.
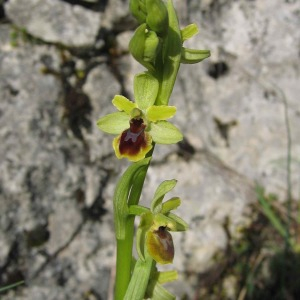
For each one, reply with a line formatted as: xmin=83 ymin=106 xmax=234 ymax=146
xmin=129 ymin=23 xmax=155 ymax=72
xmin=130 ymin=0 xmax=147 ymax=24
xmin=146 ymin=0 xmax=168 ymax=36
xmin=144 ymin=30 xmax=160 ymax=63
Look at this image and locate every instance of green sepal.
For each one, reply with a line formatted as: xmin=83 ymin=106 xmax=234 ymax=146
xmin=144 ymin=30 xmax=160 ymax=63
xmin=146 ymin=105 xmax=176 ymax=122
xmin=114 ymin=158 xmax=151 ymax=239
xmin=146 ymin=280 xmax=176 ymax=300
xmin=146 ymin=0 xmax=168 ymax=36
xmin=157 ymin=270 xmax=178 ymax=284
xmin=129 ymin=23 xmax=155 ymax=72
xmin=151 ymin=179 xmax=177 ymax=213
xmin=161 ymin=197 xmax=181 ymax=214
xmin=166 ymin=212 xmax=188 ymax=231
xmin=112 ymin=95 xmax=136 ymax=114
xmin=134 ymin=72 xmax=159 ymax=110
xmin=181 ymin=23 xmax=199 ymax=41
xmin=149 ymin=120 xmax=183 ymax=144
xmin=97 ymin=111 xmax=128 ymax=134
xmin=129 ymin=0 xmax=147 ymax=23
xmin=180 ymin=47 xmax=211 ymax=64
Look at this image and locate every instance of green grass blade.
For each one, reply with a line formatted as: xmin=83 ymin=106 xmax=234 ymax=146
xmin=256 ymin=187 xmax=289 ymax=243
xmin=0 ymin=281 xmax=24 ymax=293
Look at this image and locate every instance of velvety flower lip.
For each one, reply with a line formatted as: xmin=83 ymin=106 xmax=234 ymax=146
xmin=97 ymin=73 xmax=183 ymax=162
xmin=124 ymin=120 xmax=144 ymax=143
xmin=114 ymin=118 xmax=153 ymax=162
xmin=146 ymin=226 xmax=174 ymax=264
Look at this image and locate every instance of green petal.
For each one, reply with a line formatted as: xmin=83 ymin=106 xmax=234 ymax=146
xmin=181 ymin=23 xmax=199 ymax=41
xmin=180 ymin=47 xmax=211 ymax=64
xmin=146 ymin=105 xmax=176 ymax=122
xmin=134 ymin=72 xmax=159 ymax=110
xmin=97 ymin=112 xmax=129 ymax=134
xmin=149 ymin=121 xmax=183 ymax=144
xmin=161 ymin=197 xmax=181 ymax=214
xmin=112 ymin=95 xmax=136 ymax=114
xmin=166 ymin=212 xmax=188 ymax=231
xmin=151 ymin=180 xmax=177 ymax=214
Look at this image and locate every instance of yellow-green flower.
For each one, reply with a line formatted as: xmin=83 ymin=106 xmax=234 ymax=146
xmin=97 ymin=73 xmax=182 ymax=162
xmin=136 ymin=180 xmax=188 ymax=264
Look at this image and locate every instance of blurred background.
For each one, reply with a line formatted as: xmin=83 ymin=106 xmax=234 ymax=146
xmin=0 ymin=0 xmax=299 ymax=299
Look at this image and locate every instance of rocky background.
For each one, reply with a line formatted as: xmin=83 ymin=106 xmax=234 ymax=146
xmin=0 ymin=0 xmax=299 ymax=299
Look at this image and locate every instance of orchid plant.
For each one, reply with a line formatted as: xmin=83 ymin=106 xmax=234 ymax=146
xmin=97 ymin=0 xmax=210 ymax=298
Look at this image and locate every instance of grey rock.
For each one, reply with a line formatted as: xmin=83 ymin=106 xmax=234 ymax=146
xmin=170 ymin=0 xmax=300 ymax=200
xmin=0 ymin=25 xmax=115 ymax=299
xmin=1 ymin=0 xmax=300 ymax=299
xmin=82 ymin=62 xmax=124 ymax=169
xmin=141 ymin=151 xmax=255 ymax=262
xmin=4 ymin=0 xmax=101 ymax=48
xmin=101 ymin=0 xmax=134 ymax=31
xmin=115 ymin=31 xmax=132 ymax=54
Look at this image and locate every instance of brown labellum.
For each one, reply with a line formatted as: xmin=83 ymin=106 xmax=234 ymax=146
xmin=146 ymin=226 xmax=174 ymax=264
xmin=119 ymin=118 xmax=147 ymax=156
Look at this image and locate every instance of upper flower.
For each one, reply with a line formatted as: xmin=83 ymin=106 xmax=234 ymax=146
xmin=97 ymin=72 xmax=182 ymax=162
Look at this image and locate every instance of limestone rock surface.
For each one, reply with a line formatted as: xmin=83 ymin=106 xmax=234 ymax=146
xmin=1 ymin=0 xmax=300 ymax=299
xmin=4 ymin=0 xmax=102 ymax=48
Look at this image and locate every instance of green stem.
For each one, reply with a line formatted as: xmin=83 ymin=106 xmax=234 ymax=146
xmin=115 ymin=216 xmax=135 ymax=300
xmin=114 ymin=2 xmax=184 ymax=298
xmin=156 ymin=0 xmax=182 ymax=106
xmin=114 ymin=150 xmax=154 ymax=299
